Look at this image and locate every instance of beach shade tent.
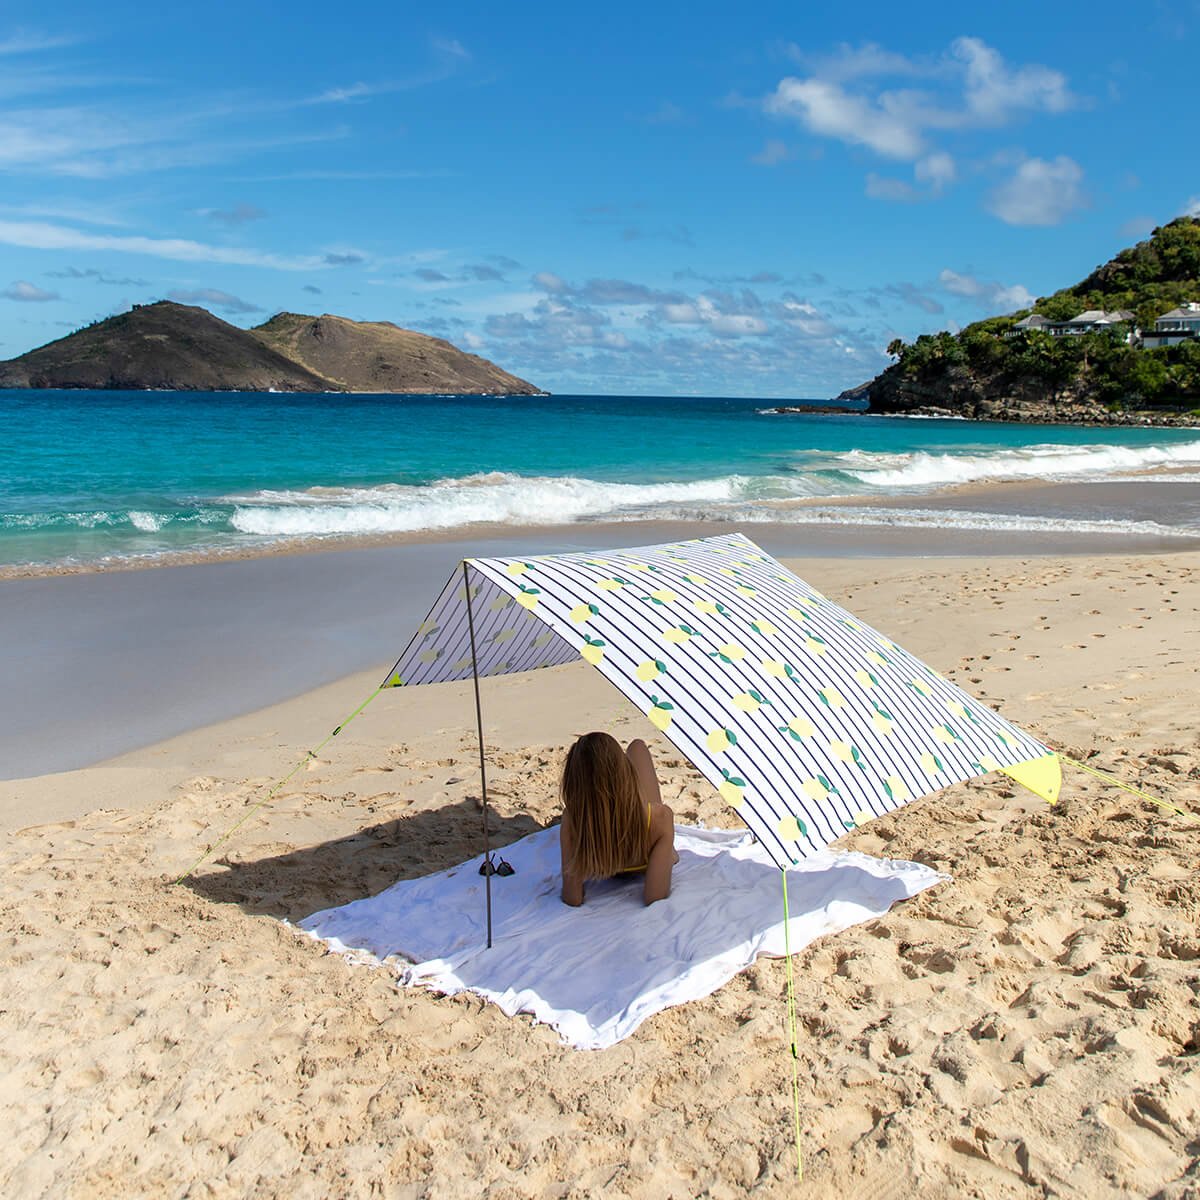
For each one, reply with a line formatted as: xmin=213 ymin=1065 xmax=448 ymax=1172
xmin=382 ymin=531 xmax=1060 ymax=938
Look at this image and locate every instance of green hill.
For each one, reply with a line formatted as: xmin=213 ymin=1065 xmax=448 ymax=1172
xmin=870 ymin=217 xmax=1200 ymax=423
xmin=0 ymin=301 xmax=542 ymax=395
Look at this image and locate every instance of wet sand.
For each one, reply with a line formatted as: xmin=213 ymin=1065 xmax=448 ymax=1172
xmin=6 ymin=508 xmax=1200 ymax=779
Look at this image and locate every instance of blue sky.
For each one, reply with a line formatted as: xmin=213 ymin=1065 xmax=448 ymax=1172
xmin=1 ymin=1 xmax=1197 ymax=397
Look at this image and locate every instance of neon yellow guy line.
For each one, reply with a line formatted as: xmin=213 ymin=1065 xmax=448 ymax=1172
xmin=781 ymin=868 xmax=803 ymax=1181
xmin=172 ymin=684 xmax=387 ymax=886
xmin=1061 ymin=755 xmax=1190 ymax=817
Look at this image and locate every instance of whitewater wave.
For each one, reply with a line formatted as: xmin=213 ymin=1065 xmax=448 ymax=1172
xmin=226 ymin=472 xmax=830 ymax=537
xmin=803 ymin=439 xmax=1200 ymax=490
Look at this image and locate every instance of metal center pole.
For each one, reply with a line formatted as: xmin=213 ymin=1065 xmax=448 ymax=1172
xmin=462 ymin=560 xmax=493 ymax=949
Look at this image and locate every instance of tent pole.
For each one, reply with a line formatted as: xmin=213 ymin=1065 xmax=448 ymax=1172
xmin=463 ymin=560 xmax=494 ymax=950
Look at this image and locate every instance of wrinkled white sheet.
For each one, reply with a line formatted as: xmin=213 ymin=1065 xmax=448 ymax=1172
xmin=298 ymin=825 xmax=946 ymax=1050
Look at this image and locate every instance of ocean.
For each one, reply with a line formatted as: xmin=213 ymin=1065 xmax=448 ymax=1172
xmin=4 ymin=389 xmax=1200 ymax=572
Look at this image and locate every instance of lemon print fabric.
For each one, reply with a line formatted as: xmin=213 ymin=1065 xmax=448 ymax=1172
xmin=381 ymin=532 xmax=1055 ymax=871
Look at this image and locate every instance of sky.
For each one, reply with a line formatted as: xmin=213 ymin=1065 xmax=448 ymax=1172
xmin=1 ymin=0 xmax=1197 ymax=398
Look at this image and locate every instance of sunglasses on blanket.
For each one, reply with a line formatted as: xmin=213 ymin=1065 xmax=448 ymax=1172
xmin=479 ymin=857 xmax=514 ymax=877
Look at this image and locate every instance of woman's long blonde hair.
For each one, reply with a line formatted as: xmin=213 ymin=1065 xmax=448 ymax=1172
xmin=560 ymin=732 xmax=649 ymax=881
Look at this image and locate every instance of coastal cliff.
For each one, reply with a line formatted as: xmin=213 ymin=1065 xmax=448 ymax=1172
xmin=864 ymin=217 xmax=1200 ymax=425
xmin=0 ymin=301 xmax=542 ymax=395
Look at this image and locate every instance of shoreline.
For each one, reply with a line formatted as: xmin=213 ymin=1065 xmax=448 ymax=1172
xmin=5 ymin=531 xmax=1200 ymax=783
xmin=4 ymin=470 xmax=1200 ymax=582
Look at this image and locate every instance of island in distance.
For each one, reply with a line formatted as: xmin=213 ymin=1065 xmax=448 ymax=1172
xmin=0 ymin=300 xmax=543 ymax=394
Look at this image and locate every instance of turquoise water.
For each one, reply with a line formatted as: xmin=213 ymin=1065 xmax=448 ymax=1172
xmin=4 ymin=390 xmax=1200 ymax=569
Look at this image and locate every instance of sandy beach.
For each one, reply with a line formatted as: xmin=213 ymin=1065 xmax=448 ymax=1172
xmin=2 ymin=541 xmax=1198 ymax=1197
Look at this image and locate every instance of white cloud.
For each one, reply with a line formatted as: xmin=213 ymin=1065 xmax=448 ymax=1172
xmin=914 ymin=151 xmax=955 ymax=192
xmin=938 ymin=268 xmax=1033 ymax=311
xmin=166 ymin=288 xmax=262 ymax=313
xmin=1185 ymin=196 xmax=1200 ymax=217
xmin=0 ymin=32 xmax=80 ymax=55
xmin=986 ymin=156 xmax=1087 ymax=226
xmin=2 ymin=279 xmax=59 ymax=301
xmin=750 ymin=139 xmax=790 ymax=166
xmin=531 ymin=270 xmax=568 ymax=294
xmin=951 ymin=36 xmax=1075 ymax=122
xmin=0 ymin=219 xmax=327 ymax=270
xmin=865 ymin=173 xmax=918 ymax=202
xmin=765 ymin=77 xmax=926 ymax=159
xmin=764 ymin=38 xmax=1079 ymax=166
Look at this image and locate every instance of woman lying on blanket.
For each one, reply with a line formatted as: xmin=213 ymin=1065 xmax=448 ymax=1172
xmin=559 ymin=732 xmax=678 ymax=907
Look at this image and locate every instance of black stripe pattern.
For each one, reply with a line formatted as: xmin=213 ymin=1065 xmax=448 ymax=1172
xmin=381 ymin=533 xmax=1052 ymax=868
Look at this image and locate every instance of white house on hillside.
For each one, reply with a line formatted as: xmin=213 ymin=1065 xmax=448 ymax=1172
xmin=1140 ymin=302 xmax=1200 ymax=349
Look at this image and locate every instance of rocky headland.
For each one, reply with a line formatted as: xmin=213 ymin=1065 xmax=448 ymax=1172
xmin=856 ymin=217 xmax=1200 ymax=427
xmin=0 ymin=301 xmax=542 ymax=395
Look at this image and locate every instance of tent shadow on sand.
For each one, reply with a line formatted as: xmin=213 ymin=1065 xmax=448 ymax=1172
xmin=183 ymin=798 xmax=542 ymax=923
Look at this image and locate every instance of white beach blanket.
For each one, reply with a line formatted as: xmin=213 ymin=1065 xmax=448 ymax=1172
xmin=298 ymin=825 xmax=946 ymax=1050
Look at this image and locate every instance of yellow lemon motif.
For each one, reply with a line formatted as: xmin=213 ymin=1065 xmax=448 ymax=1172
xmin=750 ymin=617 xmax=779 ymax=635
xmin=719 ymin=780 xmax=744 ymax=807
xmin=872 ymin=711 xmax=893 ymax=736
xmin=803 ymin=636 xmax=826 ymax=657
xmin=516 ymin=592 xmax=539 ymax=611
xmin=489 ymin=595 xmax=512 ymax=612
xmin=884 ymin=775 xmax=910 ymax=802
xmin=802 ymin=777 xmax=830 ymax=801
xmin=818 ymin=687 xmax=846 ymax=709
xmin=932 ymin=724 xmax=957 ymax=745
xmin=625 ymin=562 xmax=650 ymax=572
xmin=662 ymin=626 xmax=692 ymax=644
xmin=761 ymin=658 xmax=787 ymax=677
xmin=649 ymin=588 xmax=679 ymax=603
xmin=919 ymin=752 xmax=942 ymax=773
xmin=648 ymin=703 xmax=673 ymax=731
xmin=910 ymin=678 xmax=934 ymax=697
xmin=635 ymin=659 xmax=663 ymax=682
xmin=580 ymin=641 xmax=605 ymax=666
xmin=735 ymin=584 xmax=756 ymax=598
xmin=418 ymin=648 xmax=441 ymax=664
xmin=829 ymin=739 xmax=854 ymax=763
xmin=706 ymin=728 xmax=733 ymax=753
xmin=854 ymin=669 xmax=876 ymax=688
xmin=852 ymin=809 xmax=874 ymax=828
xmin=596 ymin=578 xmax=625 ymax=591
xmin=777 ymin=816 xmax=806 ymax=840
xmin=865 ymin=651 xmax=887 ymax=666
xmin=787 ymin=717 xmax=816 ymax=739
xmin=492 ymin=629 xmax=516 ymax=644
xmin=977 ymin=753 xmax=1000 ymax=772
xmin=683 ymin=573 xmax=708 ymax=585
xmin=718 ymin=642 xmax=746 ymax=661
xmin=693 ymin=599 xmax=721 ymax=616
xmin=570 ymin=603 xmax=595 ymax=624
xmin=786 ymin=607 xmax=808 ymax=621
xmin=505 ymin=562 xmax=530 ymax=576
xmin=731 ymin=692 xmax=762 ymax=714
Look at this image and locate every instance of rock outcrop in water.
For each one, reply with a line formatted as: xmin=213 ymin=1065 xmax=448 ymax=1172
xmin=0 ymin=301 xmax=543 ymax=394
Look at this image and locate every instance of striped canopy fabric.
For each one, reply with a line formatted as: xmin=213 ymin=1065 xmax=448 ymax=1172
xmin=383 ymin=532 xmax=1058 ymax=869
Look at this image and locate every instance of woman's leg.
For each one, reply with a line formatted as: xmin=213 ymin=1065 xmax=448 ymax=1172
xmin=625 ymin=738 xmax=662 ymax=808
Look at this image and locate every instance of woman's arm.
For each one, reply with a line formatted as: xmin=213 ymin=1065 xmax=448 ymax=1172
xmin=643 ymin=803 xmax=676 ymax=905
